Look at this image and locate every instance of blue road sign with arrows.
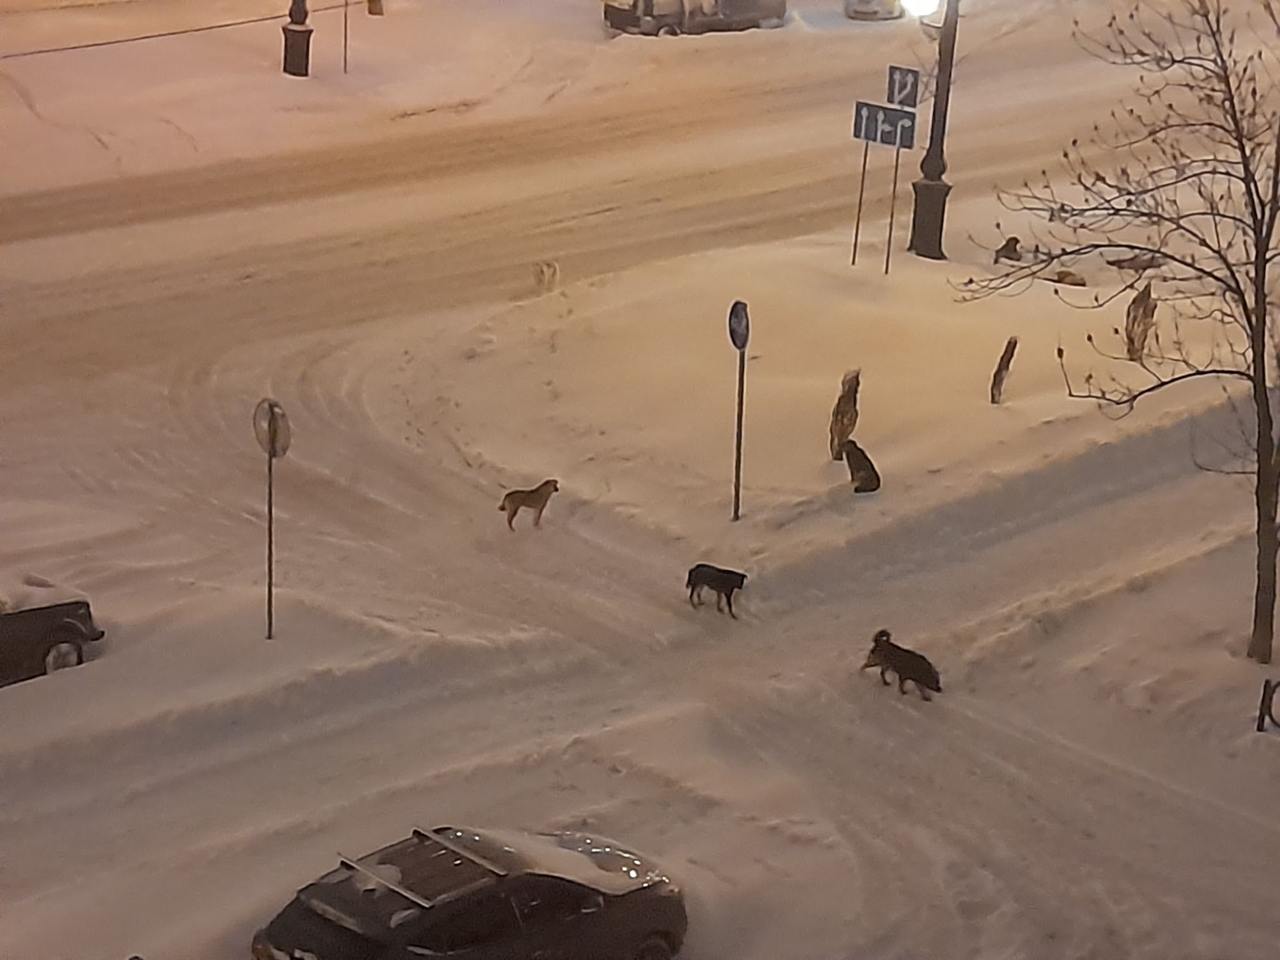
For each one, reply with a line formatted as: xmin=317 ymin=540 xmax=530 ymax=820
xmin=887 ymin=65 xmax=921 ymax=109
xmin=852 ymin=100 xmax=916 ymax=150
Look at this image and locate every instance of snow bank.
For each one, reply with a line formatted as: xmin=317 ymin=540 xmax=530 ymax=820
xmin=413 ymin=222 xmax=1228 ymax=567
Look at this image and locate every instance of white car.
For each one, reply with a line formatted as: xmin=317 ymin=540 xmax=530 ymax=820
xmin=844 ymin=0 xmax=903 ymax=19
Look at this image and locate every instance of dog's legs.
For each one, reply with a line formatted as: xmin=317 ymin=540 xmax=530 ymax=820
xmin=916 ymin=682 xmax=932 ymax=702
xmin=688 ymin=586 xmax=699 ymax=608
xmin=726 ymin=591 xmax=737 ymax=619
xmin=534 ymin=505 xmax=545 ymax=528
xmin=898 ymin=677 xmax=909 ymax=696
xmin=506 ymin=505 xmax=517 ymax=531
xmin=715 ymin=592 xmax=724 ymax=613
xmin=879 ymin=667 xmax=891 ymax=686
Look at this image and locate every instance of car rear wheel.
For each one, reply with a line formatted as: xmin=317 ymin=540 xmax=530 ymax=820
xmin=656 ymin=24 xmax=680 ymax=36
xmin=44 ymin=639 xmax=83 ymax=674
xmin=634 ymin=937 xmax=674 ymax=960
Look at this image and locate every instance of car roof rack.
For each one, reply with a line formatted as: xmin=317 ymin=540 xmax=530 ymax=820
xmin=413 ymin=825 xmax=509 ymax=877
xmin=338 ymin=854 xmax=437 ymax=911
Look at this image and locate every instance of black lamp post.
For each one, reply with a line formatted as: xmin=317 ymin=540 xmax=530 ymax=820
xmin=907 ymin=0 xmax=961 ymax=261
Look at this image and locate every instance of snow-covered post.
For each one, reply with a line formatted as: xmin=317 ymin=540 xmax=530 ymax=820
xmin=283 ymin=0 xmax=313 ymax=77
xmin=253 ymin=399 xmax=292 ymax=639
xmin=989 ymin=336 xmax=1018 ymax=405
xmin=727 ymin=301 xmax=750 ymax=522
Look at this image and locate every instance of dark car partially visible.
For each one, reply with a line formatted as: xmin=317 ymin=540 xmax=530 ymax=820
xmin=253 ymin=825 xmax=687 ymax=960
xmin=0 ymin=600 xmax=105 ymax=688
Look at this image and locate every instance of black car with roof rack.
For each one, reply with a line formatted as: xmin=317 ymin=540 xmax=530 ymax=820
xmin=252 ymin=825 xmax=687 ymax=960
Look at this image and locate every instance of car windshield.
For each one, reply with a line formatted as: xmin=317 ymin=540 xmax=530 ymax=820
xmin=429 ymin=827 xmax=529 ymax=874
xmin=546 ymin=834 xmax=663 ymax=884
xmin=458 ymin=828 xmax=667 ymax=893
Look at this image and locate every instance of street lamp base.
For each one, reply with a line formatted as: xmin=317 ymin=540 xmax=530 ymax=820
xmin=282 ymin=23 xmax=314 ymax=77
xmin=908 ymin=176 xmax=952 ymax=261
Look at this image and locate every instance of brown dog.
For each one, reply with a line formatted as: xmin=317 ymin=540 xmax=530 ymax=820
xmin=498 ymin=479 xmax=559 ymax=530
xmin=861 ymin=629 xmax=942 ymax=701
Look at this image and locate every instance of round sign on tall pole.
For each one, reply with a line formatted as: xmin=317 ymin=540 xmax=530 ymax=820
xmin=728 ymin=300 xmax=750 ymax=522
xmin=253 ymin=399 xmax=292 ymax=639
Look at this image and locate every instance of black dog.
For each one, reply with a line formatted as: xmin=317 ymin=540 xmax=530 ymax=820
xmin=841 ymin=439 xmax=881 ymax=493
xmin=860 ymin=628 xmax=942 ymax=701
xmin=686 ymin=563 xmax=747 ymax=619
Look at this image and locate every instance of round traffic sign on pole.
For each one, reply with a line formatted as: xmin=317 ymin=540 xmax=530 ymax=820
xmin=253 ymin=399 xmax=292 ymax=459
xmin=728 ymin=300 xmax=750 ymax=352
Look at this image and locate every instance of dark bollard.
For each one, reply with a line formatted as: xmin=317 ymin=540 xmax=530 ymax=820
xmin=283 ymin=23 xmax=313 ymax=76
xmin=1256 ymin=679 xmax=1278 ymax=732
xmin=283 ymin=0 xmax=313 ymax=77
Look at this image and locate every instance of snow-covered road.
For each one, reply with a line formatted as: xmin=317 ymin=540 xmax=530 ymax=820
xmin=2 ymin=1 xmax=1277 ymax=958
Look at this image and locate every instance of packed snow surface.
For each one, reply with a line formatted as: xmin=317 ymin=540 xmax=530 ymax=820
xmin=1 ymin=1 xmax=1277 ymax=958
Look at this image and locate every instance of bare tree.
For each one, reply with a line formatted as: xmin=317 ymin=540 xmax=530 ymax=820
xmin=961 ymin=0 xmax=1280 ymax=663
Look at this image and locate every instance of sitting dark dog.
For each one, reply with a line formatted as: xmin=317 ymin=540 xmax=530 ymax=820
xmin=860 ymin=628 xmax=942 ymax=701
xmin=841 ymin=439 xmax=881 ymax=493
xmin=686 ymin=563 xmax=747 ymax=619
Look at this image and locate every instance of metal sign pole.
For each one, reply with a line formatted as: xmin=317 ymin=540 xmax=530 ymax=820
xmin=884 ymin=139 xmax=903 ymax=276
xmin=733 ymin=349 xmax=746 ymax=521
xmin=727 ymin=301 xmax=751 ymax=522
xmin=254 ymin=398 xmax=292 ymax=641
xmin=343 ymin=0 xmax=349 ymax=74
xmin=266 ymin=450 xmax=275 ymax=639
xmin=849 ymin=67 xmax=919 ymax=275
xmin=853 ymin=90 xmax=916 ymax=276
xmin=851 ymin=139 xmax=870 ymax=267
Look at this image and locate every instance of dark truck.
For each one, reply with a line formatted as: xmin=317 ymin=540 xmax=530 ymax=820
xmin=0 ymin=599 xmax=105 ymax=688
xmin=604 ymin=0 xmax=787 ymax=36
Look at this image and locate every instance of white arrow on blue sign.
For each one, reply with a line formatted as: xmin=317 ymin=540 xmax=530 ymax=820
xmin=887 ymin=65 xmax=921 ymax=109
xmin=852 ymin=100 xmax=917 ymax=150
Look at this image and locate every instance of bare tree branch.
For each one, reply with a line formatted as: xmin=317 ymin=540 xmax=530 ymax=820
xmin=970 ymin=0 xmax=1280 ymax=662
